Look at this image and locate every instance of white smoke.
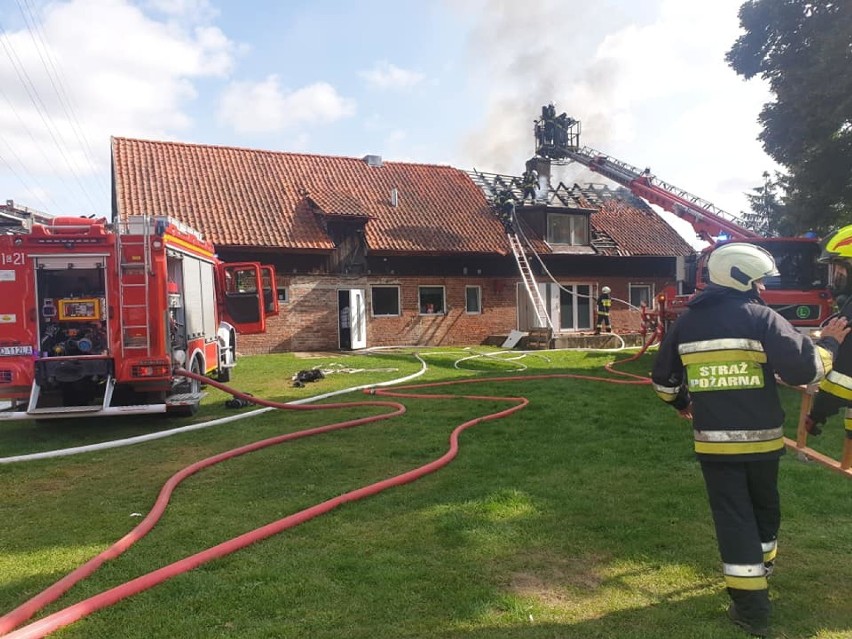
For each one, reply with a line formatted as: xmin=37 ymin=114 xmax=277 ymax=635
xmin=454 ymin=0 xmax=775 ymax=217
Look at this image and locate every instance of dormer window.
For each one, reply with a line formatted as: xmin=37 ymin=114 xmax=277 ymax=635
xmin=547 ymin=212 xmax=590 ymax=246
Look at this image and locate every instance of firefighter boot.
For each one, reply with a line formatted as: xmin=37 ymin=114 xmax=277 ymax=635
xmin=727 ymin=604 xmax=769 ymax=637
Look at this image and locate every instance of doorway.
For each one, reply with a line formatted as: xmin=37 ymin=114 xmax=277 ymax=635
xmin=338 ymin=288 xmax=366 ymax=350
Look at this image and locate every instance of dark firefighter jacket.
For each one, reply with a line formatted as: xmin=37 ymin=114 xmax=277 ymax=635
xmin=651 ymin=285 xmax=838 ymax=461
xmin=597 ymin=294 xmax=611 ymax=316
xmin=811 ymin=298 xmax=852 ymax=436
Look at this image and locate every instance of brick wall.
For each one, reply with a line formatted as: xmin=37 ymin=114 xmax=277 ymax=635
xmin=236 ymin=273 xmax=676 ymax=354
xmin=236 ymin=275 xmax=519 ymax=354
xmin=592 ymin=277 xmax=668 ymax=333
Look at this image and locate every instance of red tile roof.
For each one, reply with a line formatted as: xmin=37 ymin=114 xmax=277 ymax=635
xmin=306 ymin=190 xmax=372 ymax=218
xmin=574 ymin=185 xmax=694 ymax=257
xmin=112 ymin=137 xmax=508 ymax=255
xmin=592 ymin=197 xmax=693 ymax=256
xmin=111 ymin=137 xmax=693 ymax=258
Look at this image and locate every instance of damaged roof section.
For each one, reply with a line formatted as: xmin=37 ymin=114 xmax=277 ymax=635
xmin=468 ymin=170 xmax=694 ymax=258
xmin=575 ymin=184 xmax=695 ymax=257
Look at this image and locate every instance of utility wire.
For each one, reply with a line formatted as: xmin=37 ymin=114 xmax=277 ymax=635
xmin=0 ymin=145 xmax=56 ymax=214
xmin=0 ymin=22 xmax=101 ymax=214
xmin=0 ymin=83 xmax=81 ymax=213
xmin=16 ymin=0 xmax=110 ymax=200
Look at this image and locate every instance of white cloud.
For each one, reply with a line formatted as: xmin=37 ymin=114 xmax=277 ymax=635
xmin=217 ymin=75 xmax=356 ymax=134
xmin=359 ymin=61 xmax=425 ymax=89
xmin=0 ymin=0 xmax=240 ymax=214
xmin=0 ymin=0 xmax=237 ymax=173
xmin=143 ymin=0 xmax=219 ymax=21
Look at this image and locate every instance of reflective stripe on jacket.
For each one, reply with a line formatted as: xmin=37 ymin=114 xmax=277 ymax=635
xmin=651 ymin=285 xmax=839 ymax=461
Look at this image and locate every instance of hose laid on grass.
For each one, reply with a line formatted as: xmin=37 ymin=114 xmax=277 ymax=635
xmin=0 ymin=355 xmax=429 ymax=465
xmin=0 ymin=360 xmax=649 ymax=638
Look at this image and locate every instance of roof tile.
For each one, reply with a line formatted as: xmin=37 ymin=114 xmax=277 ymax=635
xmin=112 ymin=138 xmax=508 ymax=255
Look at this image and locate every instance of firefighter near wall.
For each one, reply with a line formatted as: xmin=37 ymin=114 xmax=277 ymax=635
xmin=0 ymin=215 xmax=277 ymax=420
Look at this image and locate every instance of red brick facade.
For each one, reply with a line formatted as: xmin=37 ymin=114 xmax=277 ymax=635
xmin=235 ymin=274 xmax=675 ymax=354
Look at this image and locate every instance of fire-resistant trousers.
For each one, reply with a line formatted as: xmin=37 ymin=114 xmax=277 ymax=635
xmin=700 ymin=459 xmax=779 ymax=624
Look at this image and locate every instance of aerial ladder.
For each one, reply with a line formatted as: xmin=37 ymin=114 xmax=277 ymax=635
xmin=530 ymin=107 xmax=831 ymax=331
xmin=532 ymin=110 xmax=760 ymax=242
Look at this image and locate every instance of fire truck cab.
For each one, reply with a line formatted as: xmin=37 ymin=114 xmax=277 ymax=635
xmin=0 ymin=215 xmax=277 ymax=420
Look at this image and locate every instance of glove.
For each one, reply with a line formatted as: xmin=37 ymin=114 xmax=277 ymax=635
xmin=804 ymin=416 xmax=823 ymax=436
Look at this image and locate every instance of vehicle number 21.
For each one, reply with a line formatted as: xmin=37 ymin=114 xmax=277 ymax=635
xmin=1 ymin=252 xmax=24 ymax=265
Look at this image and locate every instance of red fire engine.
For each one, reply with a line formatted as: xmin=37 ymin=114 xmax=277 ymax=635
xmin=532 ymin=110 xmax=833 ymax=331
xmin=0 ymin=215 xmax=277 ymax=420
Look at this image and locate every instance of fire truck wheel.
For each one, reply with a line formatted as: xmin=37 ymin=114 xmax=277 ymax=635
xmin=218 ymin=366 xmax=231 ymax=383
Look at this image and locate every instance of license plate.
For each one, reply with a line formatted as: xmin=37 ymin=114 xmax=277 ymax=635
xmin=0 ymin=345 xmax=33 ymax=356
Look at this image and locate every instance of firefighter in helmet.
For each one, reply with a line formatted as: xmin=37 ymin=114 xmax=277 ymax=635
xmin=806 ymin=226 xmax=852 ymax=448
xmin=594 ymin=285 xmax=612 ymax=334
xmin=521 ymin=169 xmax=538 ymax=204
xmin=651 ymin=242 xmax=850 ymax=637
xmin=493 ymin=188 xmax=516 ymax=233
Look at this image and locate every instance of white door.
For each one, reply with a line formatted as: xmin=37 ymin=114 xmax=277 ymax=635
xmin=349 ymin=289 xmax=366 ymax=349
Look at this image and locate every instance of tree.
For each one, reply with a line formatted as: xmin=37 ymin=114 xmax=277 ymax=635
xmin=727 ymin=0 xmax=852 ymax=233
xmin=740 ymin=171 xmax=793 ymax=236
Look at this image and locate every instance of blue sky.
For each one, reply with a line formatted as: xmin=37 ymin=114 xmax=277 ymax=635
xmin=0 ymin=0 xmax=774 ymax=244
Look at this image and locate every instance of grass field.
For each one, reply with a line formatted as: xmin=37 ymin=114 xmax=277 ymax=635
xmin=1 ymin=347 xmax=851 ymax=638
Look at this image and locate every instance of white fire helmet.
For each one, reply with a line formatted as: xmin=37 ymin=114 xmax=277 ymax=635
xmin=707 ymin=243 xmax=779 ymax=292
xmin=601 ymin=286 xmax=611 ymax=294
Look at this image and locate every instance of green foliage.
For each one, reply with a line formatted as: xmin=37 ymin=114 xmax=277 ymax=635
xmin=727 ymin=0 xmax=852 ymax=233
xmin=1 ymin=349 xmax=851 ymax=638
xmin=740 ymin=170 xmax=793 ymax=235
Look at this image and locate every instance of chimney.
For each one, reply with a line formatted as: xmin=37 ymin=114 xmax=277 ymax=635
xmin=363 ymin=154 xmax=383 ymax=167
xmin=390 ymin=188 xmax=399 ymax=207
xmin=527 ymin=157 xmax=552 ymax=195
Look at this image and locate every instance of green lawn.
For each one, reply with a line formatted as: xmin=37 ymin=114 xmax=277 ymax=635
xmin=1 ymin=348 xmax=851 ymax=638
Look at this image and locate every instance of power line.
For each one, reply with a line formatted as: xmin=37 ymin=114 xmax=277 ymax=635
xmin=0 ymin=142 xmax=58 ymax=214
xmin=0 ymin=22 xmax=101 ymax=213
xmin=16 ymin=0 xmax=111 ymax=200
xmin=0 ymin=83 xmax=83 ymax=213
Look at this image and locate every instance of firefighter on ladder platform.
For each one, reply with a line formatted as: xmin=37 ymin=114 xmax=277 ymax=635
xmin=651 ymin=243 xmax=850 ymax=637
xmin=805 ymin=226 xmax=852 ymax=460
xmin=594 ymin=286 xmax=612 ymax=334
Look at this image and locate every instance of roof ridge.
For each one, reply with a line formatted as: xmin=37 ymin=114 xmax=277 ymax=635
xmin=111 ymin=136 xmax=457 ymax=170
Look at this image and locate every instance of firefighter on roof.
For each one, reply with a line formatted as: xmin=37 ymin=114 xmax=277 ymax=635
xmin=493 ymin=188 xmax=516 ymax=233
xmin=521 ymin=169 xmax=538 ymax=204
xmin=594 ymin=286 xmax=612 ymax=334
xmin=651 ymin=242 xmax=850 ymax=637
xmin=806 ymin=226 xmax=852 ymax=449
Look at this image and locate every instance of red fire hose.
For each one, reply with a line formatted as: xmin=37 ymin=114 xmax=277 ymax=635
xmin=0 ymin=360 xmax=650 ymax=638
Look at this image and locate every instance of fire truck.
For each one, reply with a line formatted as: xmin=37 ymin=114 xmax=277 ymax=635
xmin=532 ymin=109 xmax=833 ymax=331
xmin=0 ymin=215 xmax=277 ymax=420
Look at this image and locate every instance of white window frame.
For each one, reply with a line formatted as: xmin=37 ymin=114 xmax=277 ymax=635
xmin=629 ymin=283 xmax=654 ymax=310
xmin=546 ymin=212 xmax=590 ymax=246
xmin=418 ymin=285 xmax=446 ymax=315
xmin=465 ymin=285 xmax=482 ymax=314
xmin=552 ymin=282 xmax=594 ymax=331
xmin=370 ymin=285 xmax=401 ymax=317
